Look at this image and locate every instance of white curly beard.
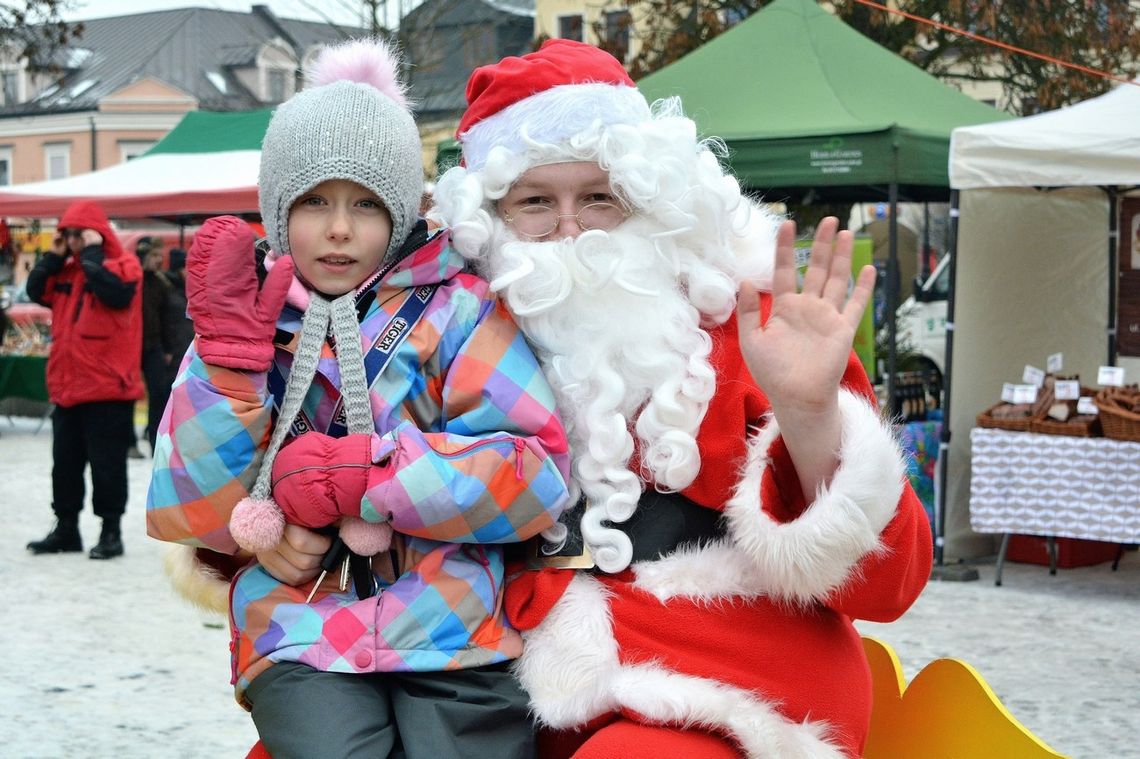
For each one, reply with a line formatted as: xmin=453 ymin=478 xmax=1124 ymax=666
xmin=484 ymin=218 xmax=718 ymax=572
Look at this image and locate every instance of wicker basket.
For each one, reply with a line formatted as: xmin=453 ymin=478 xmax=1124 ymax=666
xmin=1030 ymin=385 xmax=1102 ymax=437
xmin=976 ymin=383 xmax=1054 ymax=433
xmin=1094 ymin=386 xmax=1140 ymax=442
xmin=976 ymin=404 xmax=1032 ymax=432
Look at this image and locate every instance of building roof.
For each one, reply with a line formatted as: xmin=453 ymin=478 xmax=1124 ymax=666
xmin=6 ymin=7 xmax=364 ymax=115
xmin=403 ymin=0 xmax=535 ymax=120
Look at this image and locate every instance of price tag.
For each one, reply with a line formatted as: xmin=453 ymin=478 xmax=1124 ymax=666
xmin=1023 ymin=365 xmax=1046 ymax=388
xmin=1054 ymin=380 xmax=1080 ymax=400
xmin=1001 ymin=383 xmax=1016 ymax=403
xmin=1012 ymin=385 xmax=1039 ymax=404
xmin=1097 ymin=366 xmax=1125 ymax=387
xmin=1047 ymin=353 xmax=1064 ymax=373
xmin=1077 ymin=397 xmax=1098 ymax=415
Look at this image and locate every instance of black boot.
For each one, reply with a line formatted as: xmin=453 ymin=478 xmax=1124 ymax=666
xmin=27 ymin=517 xmax=83 ymax=554
xmin=89 ymin=519 xmax=124 ymax=560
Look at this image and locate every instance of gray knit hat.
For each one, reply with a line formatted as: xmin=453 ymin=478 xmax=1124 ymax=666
xmin=259 ymin=38 xmax=422 ymax=263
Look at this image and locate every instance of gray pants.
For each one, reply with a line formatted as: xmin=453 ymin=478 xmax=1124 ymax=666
xmin=246 ymin=661 xmax=535 ymax=759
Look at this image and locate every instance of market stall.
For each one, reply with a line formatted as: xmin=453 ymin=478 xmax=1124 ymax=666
xmin=0 ymin=319 xmax=50 ymax=429
xmin=941 ymin=80 xmax=1140 ymax=560
xmin=0 ymin=109 xmax=270 ymax=220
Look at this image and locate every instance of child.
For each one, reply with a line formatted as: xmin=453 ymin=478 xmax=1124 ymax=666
xmin=147 ymin=38 xmax=571 ymax=759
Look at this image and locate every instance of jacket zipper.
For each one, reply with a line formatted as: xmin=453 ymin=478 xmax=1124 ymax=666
xmin=72 ymin=291 xmax=86 ymax=323
xmin=436 ymin=437 xmax=527 ymax=481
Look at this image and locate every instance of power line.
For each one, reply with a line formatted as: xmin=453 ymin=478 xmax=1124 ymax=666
xmin=853 ymin=0 xmax=1140 ymax=88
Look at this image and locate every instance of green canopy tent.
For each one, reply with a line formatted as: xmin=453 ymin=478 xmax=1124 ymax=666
xmin=638 ymin=0 xmax=1011 ymax=567
xmin=637 ymin=0 xmax=1009 ymax=203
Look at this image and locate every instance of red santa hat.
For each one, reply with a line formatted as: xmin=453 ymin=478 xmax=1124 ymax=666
xmin=456 ymin=39 xmax=651 ymax=171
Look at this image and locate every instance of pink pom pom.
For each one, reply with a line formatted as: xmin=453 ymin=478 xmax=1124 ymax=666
xmin=308 ymin=38 xmax=408 ymax=109
xmin=230 ymin=497 xmax=286 ymax=553
xmin=339 ymin=517 xmax=393 ymax=556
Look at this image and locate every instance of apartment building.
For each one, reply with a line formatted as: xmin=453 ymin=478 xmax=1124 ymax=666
xmin=0 ymin=5 xmax=356 ymax=187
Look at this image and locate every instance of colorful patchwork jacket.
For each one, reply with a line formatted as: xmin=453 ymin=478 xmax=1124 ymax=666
xmin=147 ymin=227 xmax=571 ymax=705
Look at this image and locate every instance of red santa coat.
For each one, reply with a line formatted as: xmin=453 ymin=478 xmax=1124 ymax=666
xmin=506 ymin=300 xmax=933 ymax=758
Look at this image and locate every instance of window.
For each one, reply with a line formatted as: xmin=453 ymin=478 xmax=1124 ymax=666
xmin=603 ymin=10 xmax=632 ymax=62
xmin=119 ymin=141 xmax=156 ymax=162
xmin=45 ymin=143 xmax=71 ymax=180
xmin=1 ymin=70 xmax=18 ymax=105
xmin=206 ymin=71 xmax=228 ymax=94
xmin=267 ymin=69 xmax=287 ymax=103
xmin=0 ymin=146 xmax=12 ymax=186
xmin=558 ymin=14 xmax=584 ymax=42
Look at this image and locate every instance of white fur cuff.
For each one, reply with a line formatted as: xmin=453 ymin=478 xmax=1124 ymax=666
xmin=514 ymin=574 xmax=844 ymax=758
xmin=724 ymin=390 xmax=905 ymax=604
xmin=163 ymin=544 xmax=231 ymax=615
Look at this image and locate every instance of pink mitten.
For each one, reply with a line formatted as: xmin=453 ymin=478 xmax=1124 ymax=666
xmin=270 ymin=431 xmax=383 ymax=528
xmin=187 ymin=215 xmax=294 ymax=371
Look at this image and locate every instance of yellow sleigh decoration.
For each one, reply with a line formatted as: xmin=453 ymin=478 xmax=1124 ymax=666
xmin=862 ymin=637 xmax=1067 ymax=758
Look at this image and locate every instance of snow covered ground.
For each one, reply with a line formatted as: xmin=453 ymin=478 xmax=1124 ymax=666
xmin=2 ymin=414 xmax=1137 ymax=758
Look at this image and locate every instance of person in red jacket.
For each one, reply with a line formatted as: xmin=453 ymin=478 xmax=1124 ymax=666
xmin=26 ymin=199 xmax=143 ymax=560
xmin=430 ymin=40 xmax=933 ymax=758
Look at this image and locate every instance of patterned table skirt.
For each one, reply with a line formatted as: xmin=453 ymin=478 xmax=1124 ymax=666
xmin=970 ymin=427 xmax=1140 ymax=543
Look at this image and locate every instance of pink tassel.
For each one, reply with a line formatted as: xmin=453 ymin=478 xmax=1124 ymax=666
xmin=308 ymin=38 xmax=407 ymax=108
xmin=339 ymin=517 xmax=393 ymax=556
xmin=230 ymin=496 xmax=286 ymax=553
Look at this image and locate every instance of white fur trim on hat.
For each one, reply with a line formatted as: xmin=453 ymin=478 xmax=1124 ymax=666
xmin=513 ymin=573 xmax=844 ymax=758
xmin=459 ymin=83 xmax=651 ymax=172
xmin=723 ymin=390 xmax=905 ymax=605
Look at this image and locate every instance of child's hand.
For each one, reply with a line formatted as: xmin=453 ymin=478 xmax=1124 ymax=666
xmin=270 ymin=432 xmax=378 ymax=528
xmin=256 ymin=524 xmax=332 ymax=586
xmin=187 ymin=215 xmax=294 ymax=372
xmin=269 ymin=431 xmax=394 ymax=557
xmin=736 ymin=217 xmax=875 ymax=416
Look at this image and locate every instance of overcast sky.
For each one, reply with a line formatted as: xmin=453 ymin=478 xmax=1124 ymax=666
xmin=63 ymin=0 xmax=399 ymax=28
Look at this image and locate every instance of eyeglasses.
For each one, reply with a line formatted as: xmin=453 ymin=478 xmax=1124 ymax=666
xmin=61 ymin=229 xmax=84 ymax=239
xmin=502 ymin=202 xmax=630 ymax=239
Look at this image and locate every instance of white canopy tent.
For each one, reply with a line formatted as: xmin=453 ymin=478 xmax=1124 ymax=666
xmin=0 ymin=109 xmax=270 ymax=220
xmin=937 ymin=81 xmax=1140 ymax=561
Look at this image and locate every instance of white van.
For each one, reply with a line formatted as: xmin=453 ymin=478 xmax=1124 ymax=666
xmin=893 ymin=254 xmax=950 ymax=381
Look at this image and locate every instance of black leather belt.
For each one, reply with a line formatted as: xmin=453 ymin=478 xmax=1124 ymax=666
xmin=617 ymin=490 xmax=727 ymax=563
xmin=524 ymin=490 xmax=726 ymax=569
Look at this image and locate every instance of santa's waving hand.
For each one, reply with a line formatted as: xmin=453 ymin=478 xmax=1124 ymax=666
xmin=737 ymin=216 xmax=878 ymax=503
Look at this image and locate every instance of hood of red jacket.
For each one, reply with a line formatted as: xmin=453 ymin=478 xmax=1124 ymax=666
xmin=58 ymin=200 xmax=125 ymax=260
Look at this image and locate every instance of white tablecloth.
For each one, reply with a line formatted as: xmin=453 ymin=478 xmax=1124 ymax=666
xmin=970 ymin=427 xmax=1140 ymax=543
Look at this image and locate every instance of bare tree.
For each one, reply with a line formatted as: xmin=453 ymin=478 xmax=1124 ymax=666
xmin=863 ymin=0 xmax=1140 ymax=114
xmin=1 ymin=0 xmax=82 ymax=68
xmin=624 ymin=0 xmax=763 ymax=79
xmin=624 ymin=0 xmax=1140 ymax=113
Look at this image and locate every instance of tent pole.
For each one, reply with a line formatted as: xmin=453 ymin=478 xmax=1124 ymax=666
xmin=930 ymin=189 xmax=978 ymax=581
xmin=1105 ymin=187 xmax=1118 ymax=365
xmin=922 ymin=201 xmax=931 ymax=281
xmin=886 ymin=183 xmax=898 ymax=416
xmin=933 ymin=190 xmax=960 ymax=569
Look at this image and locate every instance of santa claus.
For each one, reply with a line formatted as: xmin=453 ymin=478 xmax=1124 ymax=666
xmin=431 ymin=39 xmax=932 ymax=759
